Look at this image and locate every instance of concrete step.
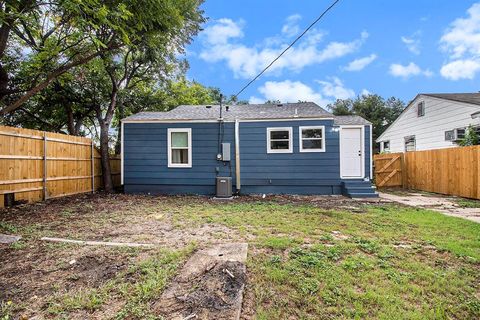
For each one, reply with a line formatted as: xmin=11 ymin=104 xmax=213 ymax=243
xmin=346 ymin=187 xmax=376 ymax=193
xmin=346 ymin=192 xmax=379 ymax=198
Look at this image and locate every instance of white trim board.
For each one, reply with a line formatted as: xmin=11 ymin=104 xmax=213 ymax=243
xmin=167 ymin=128 xmax=192 ymax=168
xmin=339 ymin=125 xmax=365 ymax=179
xmin=298 ymin=126 xmax=326 ymax=153
xmin=266 ymin=127 xmax=293 ymax=154
xmin=369 ymin=124 xmax=373 ymax=180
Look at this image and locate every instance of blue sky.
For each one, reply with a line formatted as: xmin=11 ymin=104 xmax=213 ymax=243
xmin=185 ymin=0 xmax=480 ymax=106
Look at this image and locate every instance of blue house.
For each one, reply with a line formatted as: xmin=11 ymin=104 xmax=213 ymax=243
xmin=121 ymin=102 xmax=378 ymax=198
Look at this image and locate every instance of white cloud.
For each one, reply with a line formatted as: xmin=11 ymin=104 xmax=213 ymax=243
xmin=250 ymin=78 xmax=355 ymax=106
xmin=256 ymin=80 xmax=327 ymax=105
xmin=389 ymin=62 xmax=432 ymax=78
xmin=440 ymin=59 xmax=480 ymax=80
xmin=248 ymin=96 xmax=265 ymax=104
xmin=361 ymin=89 xmax=371 ymax=96
xmin=282 ymin=14 xmax=302 ymax=37
xmin=316 ymin=77 xmax=355 ymax=100
xmin=401 ymin=32 xmax=421 ymax=54
xmin=343 ymin=54 xmax=377 ymax=71
xmin=200 ymin=17 xmax=369 ymax=78
xmin=201 ymin=18 xmax=244 ymax=45
xmin=439 ymin=3 xmax=480 ymax=80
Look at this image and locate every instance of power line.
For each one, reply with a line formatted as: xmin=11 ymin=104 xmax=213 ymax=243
xmin=233 ymin=0 xmax=341 ymax=100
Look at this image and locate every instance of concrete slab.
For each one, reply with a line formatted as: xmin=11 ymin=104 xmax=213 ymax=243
xmin=0 ymin=234 xmax=21 ymax=244
xmin=379 ymin=192 xmax=480 ymax=224
xmin=155 ymin=243 xmax=248 ymax=320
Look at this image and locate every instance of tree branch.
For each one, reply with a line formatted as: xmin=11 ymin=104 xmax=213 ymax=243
xmin=0 ymin=42 xmax=122 ymax=116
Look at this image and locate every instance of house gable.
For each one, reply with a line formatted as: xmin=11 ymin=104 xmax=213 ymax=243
xmin=377 ymin=94 xmax=480 ymax=152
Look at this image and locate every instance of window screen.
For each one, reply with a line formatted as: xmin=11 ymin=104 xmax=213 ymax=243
xmin=299 ymin=126 xmax=325 ymax=152
xmin=267 ymin=128 xmax=292 ymax=153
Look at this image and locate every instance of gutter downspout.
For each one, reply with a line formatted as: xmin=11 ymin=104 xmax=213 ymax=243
xmin=235 ymin=119 xmax=241 ymax=192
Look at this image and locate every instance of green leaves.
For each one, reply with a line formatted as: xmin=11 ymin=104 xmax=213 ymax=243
xmin=459 ymin=125 xmax=479 ymax=146
xmin=327 ymin=94 xmax=405 ymax=144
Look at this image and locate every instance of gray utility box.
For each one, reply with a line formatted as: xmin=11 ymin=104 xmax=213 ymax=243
xmin=221 ymin=143 xmax=231 ymax=161
xmin=216 ymin=176 xmax=232 ymax=198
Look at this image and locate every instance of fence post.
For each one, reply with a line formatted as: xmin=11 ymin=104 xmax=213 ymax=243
xmin=401 ymin=153 xmax=406 ymax=189
xmin=91 ymin=140 xmax=95 ymax=193
xmin=43 ymin=133 xmax=47 ymax=200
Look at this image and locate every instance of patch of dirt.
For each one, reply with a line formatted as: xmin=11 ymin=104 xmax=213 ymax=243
xmin=155 ymin=243 xmax=248 ymax=320
xmin=331 ymin=230 xmax=350 ymax=240
xmin=172 ymin=261 xmax=245 ymax=312
xmin=67 ymin=254 xmax=127 ymax=288
xmin=235 ymin=194 xmax=381 ymax=210
xmin=0 ymin=243 xmax=134 ymax=318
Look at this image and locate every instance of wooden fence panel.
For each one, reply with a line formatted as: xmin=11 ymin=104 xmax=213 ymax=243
xmin=373 ymin=152 xmax=403 ymax=187
xmin=404 ymin=146 xmax=480 ymax=199
xmin=0 ymin=125 xmax=121 ymax=207
xmin=375 ymin=146 xmax=480 ymax=200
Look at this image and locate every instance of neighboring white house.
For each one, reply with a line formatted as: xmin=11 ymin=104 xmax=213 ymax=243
xmin=377 ymin=93 xmax=480 ymax=153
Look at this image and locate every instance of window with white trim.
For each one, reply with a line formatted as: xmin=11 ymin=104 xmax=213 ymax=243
xmin=299 ymin=126 xmax=325 ymax=152
xmin=267 ymin=127 xmax=292 ymax=153
xmin=167 ymin=128 xmax=192 ymax=167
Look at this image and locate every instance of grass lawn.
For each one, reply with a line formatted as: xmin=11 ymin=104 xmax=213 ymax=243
xmin=0 ymin=194 xmax=479 ymax=319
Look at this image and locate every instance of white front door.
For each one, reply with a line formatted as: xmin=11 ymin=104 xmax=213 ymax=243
xmin=340 ymin=127 xmax=364 ymax=178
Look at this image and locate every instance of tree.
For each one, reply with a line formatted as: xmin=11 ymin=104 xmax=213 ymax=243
xmin=1 ymin=71 xmax=100 ymax=135
xmin=459 ymin=125 xmax=479 ymax=146
xmin=327 ymin=94 xmax=405 ymax=144
xmin=1 ymin=0 xmax=206 ymax=192
xmin=0 ymin=0 xmax=206 ymax=115
xmin=328 ymin=99 xmax=353 ymax=115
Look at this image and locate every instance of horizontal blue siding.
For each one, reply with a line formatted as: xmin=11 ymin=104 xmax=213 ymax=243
xmin=123 ymin=119 xmax=372 ymax=195
xmin=123 ymin=122 xmax=234 ymax=194
xmin=238 ymin=120 xmax=341 ymax=194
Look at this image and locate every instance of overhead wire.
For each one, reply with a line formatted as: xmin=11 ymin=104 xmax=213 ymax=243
xmin=232 ymin=0 xmax=341 ymax=100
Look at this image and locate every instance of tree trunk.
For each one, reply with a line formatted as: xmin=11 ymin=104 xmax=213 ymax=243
xmin=66 ymin=105 xmax=76 ymax=135
xmin=99 ymin=121 xmax=114 ymax=192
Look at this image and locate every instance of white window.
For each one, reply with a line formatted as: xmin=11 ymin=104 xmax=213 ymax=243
xmin=417 ymin=102 xmax=425 ymax=117
xmin=267 ymin=127 xmax=292 ymax=153
xmin=299 ymin=126 xmax=325 ymax=152
xmin=167 ymin=128 xmax=192 ymax=168
xmin=404 ymin=135 xmax=415 ymax=152
xmin=383 ymin=140 xmax=390 ymax=152
xmin=445 ymin=130 xmax=455 ymax=141
xmin=455 ymin=128 xmax=466 ymax=140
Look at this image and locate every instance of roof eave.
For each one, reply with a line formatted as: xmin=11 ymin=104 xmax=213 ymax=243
xmin=121 ymin=116 xmax=335 ymax=123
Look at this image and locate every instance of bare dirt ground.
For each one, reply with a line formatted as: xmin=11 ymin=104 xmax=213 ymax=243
xmin=0 ymin=193 xmax=376 ymax=319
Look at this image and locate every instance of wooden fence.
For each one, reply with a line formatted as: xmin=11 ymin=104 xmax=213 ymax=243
xmin=0 ymin=125 xmax=120 ymax=208
xmin=373 ymin=152 xmax=404 ymax=188
xmin=374 ymin=146 xmax=480 ymax=199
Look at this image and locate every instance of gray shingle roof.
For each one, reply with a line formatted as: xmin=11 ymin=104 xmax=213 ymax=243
xmin=123 ymin=102 xmax=332 ymax=121
xmin=422 ymin=93 xmax=480 ymax=106
xmin=333 ymin=115 xmax=371 ymax=125
xmin=123 ymin=102 xmax=371 ymax=125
